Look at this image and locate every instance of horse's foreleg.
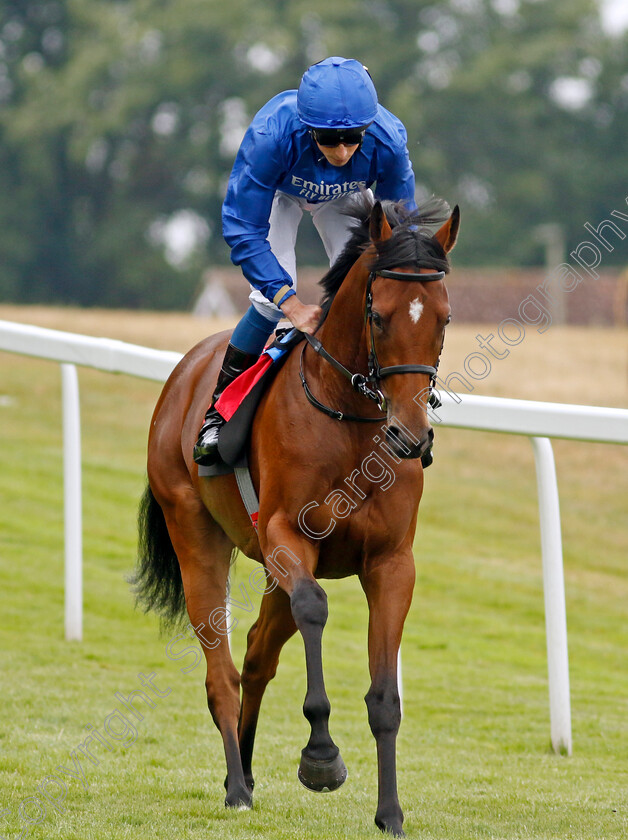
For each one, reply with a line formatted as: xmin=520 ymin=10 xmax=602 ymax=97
xmin=360 ymin=552 xmax=416 ymax=837
xmin=291 ymin=576 xmax=347 ymax=792
xmin=162 ymin=499 xmax=251 ymax=809
xmin=260 ymin=526 xmax=347 ymax=793
xmin=238 ymin=584 xmax=297 ymax=791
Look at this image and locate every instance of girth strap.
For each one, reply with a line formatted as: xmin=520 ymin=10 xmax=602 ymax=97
xmin=234 ymin=459 xmax=260 ymax=529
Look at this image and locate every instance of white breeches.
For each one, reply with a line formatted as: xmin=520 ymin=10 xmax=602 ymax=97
xmin=248 ymin=189 xmax=373 ymax=321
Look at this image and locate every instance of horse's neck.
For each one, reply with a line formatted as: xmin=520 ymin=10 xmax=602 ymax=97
xmin=317 ymin=270 xmax=368 ymax=374
xmin=304 ymin=269 xmax=374 ymax=423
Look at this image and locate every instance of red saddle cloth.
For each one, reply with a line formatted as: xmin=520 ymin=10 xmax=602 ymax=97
xmin=214 ymin=354 xmax=274 ymax=422
xmin=210 ymin=330 xmax=302 ymax=468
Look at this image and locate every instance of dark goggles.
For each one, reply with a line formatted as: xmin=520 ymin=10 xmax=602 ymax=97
xmin=310 ymin=125 xmax=369 ymax=147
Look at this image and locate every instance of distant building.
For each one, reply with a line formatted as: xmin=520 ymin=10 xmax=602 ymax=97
xmin=193 ymin=271 xmax=237 ymax=318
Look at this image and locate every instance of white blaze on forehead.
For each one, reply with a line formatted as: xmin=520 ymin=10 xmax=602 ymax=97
xmin=409 ymin=297 xmax=424 ymax=324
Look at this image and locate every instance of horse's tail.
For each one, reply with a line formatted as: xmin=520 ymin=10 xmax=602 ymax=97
xmin=130 ymin=482 xmax=187 ymax=628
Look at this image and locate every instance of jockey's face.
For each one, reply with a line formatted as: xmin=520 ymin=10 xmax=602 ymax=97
xmin=315 ymin=142 xmax=360 ymax=167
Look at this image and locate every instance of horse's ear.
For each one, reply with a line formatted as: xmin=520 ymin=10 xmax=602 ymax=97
xmin=370 ymin=201 xmax=393 ymax=243
xmin=433 ymin=205 xmax=460 ymax=253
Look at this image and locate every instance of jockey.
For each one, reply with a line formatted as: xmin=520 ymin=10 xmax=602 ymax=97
xmin=194 ymin=56 xmax=417 ymax=466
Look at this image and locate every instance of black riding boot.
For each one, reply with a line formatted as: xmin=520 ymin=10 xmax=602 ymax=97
xmin=193 ymin=343 xmax=257 ymax=466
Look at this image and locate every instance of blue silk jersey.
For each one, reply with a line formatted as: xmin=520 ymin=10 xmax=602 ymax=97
xmin=222 ymin=90 xmax=417 ymax=305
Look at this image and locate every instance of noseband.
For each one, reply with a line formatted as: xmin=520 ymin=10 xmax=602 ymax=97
xmin=300 ymin=268 xmax=446 ymax=422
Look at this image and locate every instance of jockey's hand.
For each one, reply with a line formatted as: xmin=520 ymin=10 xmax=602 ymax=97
xmin=280 ymin=295 xmax=322 ymax=335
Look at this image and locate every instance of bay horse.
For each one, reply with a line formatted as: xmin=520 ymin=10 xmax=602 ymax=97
xmin=134 ymin=197 xmax=459 ymax=836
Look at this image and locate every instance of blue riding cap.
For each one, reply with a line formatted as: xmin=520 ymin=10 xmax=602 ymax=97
xmin=297 ymin=56 xmax=379 ymax=128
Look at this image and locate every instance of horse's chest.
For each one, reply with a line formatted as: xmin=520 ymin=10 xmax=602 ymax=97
xmin=315 ymin=550 xmax=361 ymax=580
xmin=313 ymin=496 xmax=413 ymax=579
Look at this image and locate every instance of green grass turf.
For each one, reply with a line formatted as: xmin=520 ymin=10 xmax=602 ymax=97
xmin=1 ymin=344 xmax=627 ymax=839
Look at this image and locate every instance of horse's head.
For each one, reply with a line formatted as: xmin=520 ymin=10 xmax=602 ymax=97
xmin=365 ymin=201 xmax=459 ymax=461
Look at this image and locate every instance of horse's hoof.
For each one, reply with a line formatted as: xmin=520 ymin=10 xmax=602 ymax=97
xmin=376 ymin=825 xmax=404 ymax=838
xmin=297 ymin=751 xmax=347 ymax=792
xmin=224 ymin=787 xmax=253 ymax=810
xmin=375 ymin=808 xmax=405 ymax=836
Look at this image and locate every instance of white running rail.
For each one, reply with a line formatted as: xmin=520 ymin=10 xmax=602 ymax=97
xmin=2 ymin=318 xmax=627 ymax=756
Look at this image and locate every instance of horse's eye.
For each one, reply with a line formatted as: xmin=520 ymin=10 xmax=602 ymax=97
xmin=372 ymin=312 xmax=384 ymax=330
xmin=445 ymin=315 xmax=452 ymax=325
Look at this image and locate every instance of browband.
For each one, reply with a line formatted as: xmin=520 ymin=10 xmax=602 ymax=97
xmin=376 ymin=269 xmax=445 ymax=282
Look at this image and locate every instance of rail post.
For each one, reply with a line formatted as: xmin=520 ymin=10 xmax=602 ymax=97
xmin=61 ymin=363 xmax=83 ymax=641
xmin=530 ymin=436 xmax=572 ymax=755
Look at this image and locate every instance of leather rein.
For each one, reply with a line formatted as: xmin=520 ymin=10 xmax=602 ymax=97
xmin=299 ymin=268 xmax=446 ymax=422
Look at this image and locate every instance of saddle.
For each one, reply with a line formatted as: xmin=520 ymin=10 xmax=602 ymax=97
xmin=197 ymin=328 xmax=303 ymax=479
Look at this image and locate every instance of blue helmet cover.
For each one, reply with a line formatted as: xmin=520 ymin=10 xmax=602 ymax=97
xmin=297 ymin=56 xmax=378 ymax=128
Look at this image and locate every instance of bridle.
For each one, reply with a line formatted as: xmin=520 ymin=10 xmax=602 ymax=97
xmin=300 ymin=267 xmax=446 ymax=422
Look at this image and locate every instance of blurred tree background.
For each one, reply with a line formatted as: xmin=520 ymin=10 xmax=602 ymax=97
xmin=0 ymin=0 xmax=626 ymax=309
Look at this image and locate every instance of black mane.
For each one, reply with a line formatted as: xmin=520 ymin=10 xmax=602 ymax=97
xmin=319 ymin=195 xmax=451 ymax=315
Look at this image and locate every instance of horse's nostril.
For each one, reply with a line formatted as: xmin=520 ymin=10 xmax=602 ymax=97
xmin=385 ymin=425 xmax=429 ymax=460
xmin=385 ymin=425 xmax=409 ymax=457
